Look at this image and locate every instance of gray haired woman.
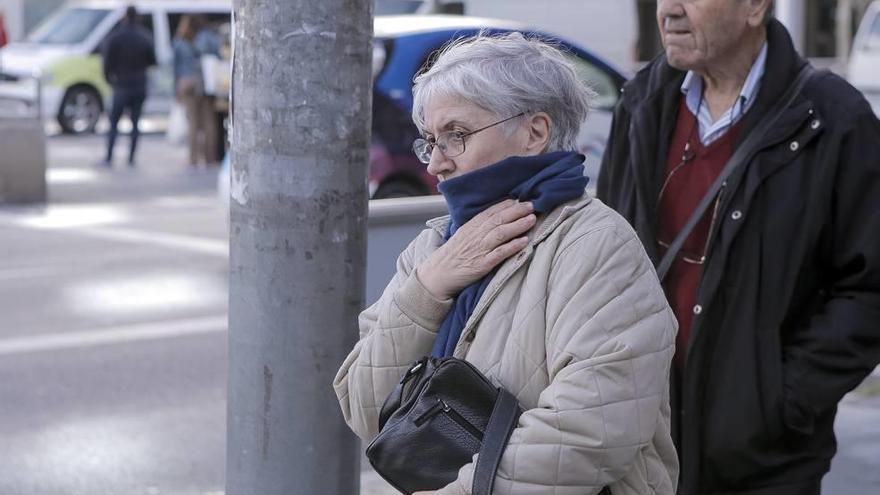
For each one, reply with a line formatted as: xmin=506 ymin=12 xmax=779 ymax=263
xmin=334 ymin=33 xmax=678 ymax=495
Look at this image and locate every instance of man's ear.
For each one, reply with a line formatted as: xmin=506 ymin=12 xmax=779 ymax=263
xmin=746 ymin=0 xmax=773 ymax=28
xmin=524 ymin=112 xmax=552 ymax=154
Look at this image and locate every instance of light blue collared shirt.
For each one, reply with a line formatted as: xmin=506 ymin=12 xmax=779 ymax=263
xmin=680 ymin=42 xmax=768 ymax=146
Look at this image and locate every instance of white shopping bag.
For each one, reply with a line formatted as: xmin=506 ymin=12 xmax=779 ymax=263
xmin=166 ymin=103 xmax=188 ymax=145
xmin=201 ymin=54 xmax=220 ymax=96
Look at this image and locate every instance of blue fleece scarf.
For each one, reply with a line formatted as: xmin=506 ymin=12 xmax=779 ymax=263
xmin=430 ymin=151 xmax=587 ymax=357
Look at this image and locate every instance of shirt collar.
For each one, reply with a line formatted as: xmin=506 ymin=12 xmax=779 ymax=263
xmin=680 ymin=41 xmax=768 ymax=114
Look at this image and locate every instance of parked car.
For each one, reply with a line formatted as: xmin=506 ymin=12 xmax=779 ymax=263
xmin=220 ymin=14 xmax=626 ymax=205
xmin=849 ymin=0 xmax=880 ymax=116
xmin=0 ymin=0 xmax=231 ymax=134
xmin=368 ymin=15 xmax=626 ymax=198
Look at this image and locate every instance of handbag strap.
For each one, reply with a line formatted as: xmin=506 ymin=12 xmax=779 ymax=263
xmin=656 ymin=64 xmax=815 ymax=281
xmin=472 ymin=388 xmax=520 ymax=495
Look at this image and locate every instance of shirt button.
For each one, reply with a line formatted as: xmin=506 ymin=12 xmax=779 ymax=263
xmin=790 ymin=141 xmax=799 ymax=151
xmin=731 ymin=210 xmax=743 ymax=220
xmin=693 ymin=304 xmax=703 ymax=315
xmin=811 ymin=119 xmax=820 ymax=130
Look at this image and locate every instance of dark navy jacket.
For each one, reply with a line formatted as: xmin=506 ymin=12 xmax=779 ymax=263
xmin=101 ymin=23 xmax=156 ymax=89
xmin=598 ymin=19 xmax=880 ymax=495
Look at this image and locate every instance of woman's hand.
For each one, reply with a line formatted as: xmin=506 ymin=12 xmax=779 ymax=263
xmin=418 ymin=200 xmax=536 ymax=300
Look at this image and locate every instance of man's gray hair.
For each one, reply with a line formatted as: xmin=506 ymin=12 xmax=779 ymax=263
xmin=412 ymin=32 xmax=596 ymax=152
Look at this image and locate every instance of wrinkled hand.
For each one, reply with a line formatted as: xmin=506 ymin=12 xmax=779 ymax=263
xmin=418 ymin=200 xmax=535 ymax=300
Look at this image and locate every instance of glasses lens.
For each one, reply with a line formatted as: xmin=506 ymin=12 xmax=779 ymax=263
xmin=412 ymin=138 xmax=431 ymax=164
xmin=438 ymin=133 xmax=465 ymax=158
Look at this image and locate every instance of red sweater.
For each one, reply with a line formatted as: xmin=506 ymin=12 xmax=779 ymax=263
xmin=658 ymin=99 xmax=743 ymax=367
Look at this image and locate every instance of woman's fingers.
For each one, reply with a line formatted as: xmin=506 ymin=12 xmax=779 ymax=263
xmin=484 ymin=213 xmax=536 ymax=247
xmin=465 ymin=200 xmax=532 ymax=233
xmin=418 ymin=200 xmax=536 ymax=299
xmin=485 ymin=236 xmax=530 ymax=266
xmin=484 ymin=200 xmax=534 ymax=230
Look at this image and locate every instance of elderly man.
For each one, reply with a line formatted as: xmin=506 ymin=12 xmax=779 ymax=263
xmin=598 ymin=1 xmax=880 ymax=494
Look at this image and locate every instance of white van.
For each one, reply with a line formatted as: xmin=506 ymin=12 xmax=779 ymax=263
xmin=849 ymin=0 xmax=880 ymax=115
xmin=0 ymin=0 xmax=231 ymax=133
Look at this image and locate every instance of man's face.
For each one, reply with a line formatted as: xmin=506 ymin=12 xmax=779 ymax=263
xmin=657 ymin=0 xmax=757 ymax=71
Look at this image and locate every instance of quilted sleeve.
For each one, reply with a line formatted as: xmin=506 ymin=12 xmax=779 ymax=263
xmin=334 ymin=229 xmax=453 ymax=441
xmin=438 ymin=219 xmax=678 ymax=495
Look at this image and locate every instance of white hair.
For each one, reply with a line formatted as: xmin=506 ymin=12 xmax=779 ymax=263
xmin=412 ymin=31 xmax=596 ymax=152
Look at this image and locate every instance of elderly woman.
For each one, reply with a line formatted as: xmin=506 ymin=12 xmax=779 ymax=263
xmin=334 ymin=33 xmax=678 ymax=495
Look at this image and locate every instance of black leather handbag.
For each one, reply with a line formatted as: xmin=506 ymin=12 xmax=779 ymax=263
xmin=366 ymin=356 xmax=521 ymax=495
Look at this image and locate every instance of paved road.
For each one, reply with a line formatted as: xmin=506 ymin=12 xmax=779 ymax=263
xmin=0 ymin=133 xmax=228 ymax=495
xmin=0 ymin=133 xmax=876 ymax=494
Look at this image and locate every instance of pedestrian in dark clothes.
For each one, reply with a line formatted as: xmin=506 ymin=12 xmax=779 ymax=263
xmin=597 ymin=0 xmax=880 ymax=494
xmin=100 ymin=5 xmax=156 ymax=167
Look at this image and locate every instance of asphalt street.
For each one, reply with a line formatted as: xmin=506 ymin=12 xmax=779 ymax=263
xmin=0 ymin=131 xmax=228 ymax=495
xmin=0 ymin=131 xmax=876 ymax=494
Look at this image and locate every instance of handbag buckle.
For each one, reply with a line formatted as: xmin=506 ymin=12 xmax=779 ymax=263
xmin=400 ymin=358 xmax=428 ymax=384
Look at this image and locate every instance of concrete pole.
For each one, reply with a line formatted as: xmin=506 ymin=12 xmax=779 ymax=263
xmin=776 ymin=0 xmax=806 ymax=54
xmin=226 ymin=0 xmax=372 ymax=494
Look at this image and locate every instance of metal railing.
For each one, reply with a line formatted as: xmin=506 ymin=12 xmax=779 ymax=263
xmin=366 ymin=195 xmax=448 ymax=304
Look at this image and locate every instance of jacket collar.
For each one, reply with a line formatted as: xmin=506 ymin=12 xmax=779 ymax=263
xmin=426 ymin=194 xmax=593 ymax=247
xmin=426 ymin=194 xmax=593 ymax=357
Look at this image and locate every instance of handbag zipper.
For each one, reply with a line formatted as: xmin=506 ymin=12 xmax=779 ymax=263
xmin=413 ymin=399 xmax=484 ymax=441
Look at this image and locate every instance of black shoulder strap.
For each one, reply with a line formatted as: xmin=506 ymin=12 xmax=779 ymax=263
xmin=656 ymin=64 xmax=815 ymax=281
xmin=472 ymin=388 xmax=520 ymax=495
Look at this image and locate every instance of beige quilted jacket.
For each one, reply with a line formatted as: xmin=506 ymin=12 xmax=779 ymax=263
xmin=334 ymin=195 xmax=679 ymax=494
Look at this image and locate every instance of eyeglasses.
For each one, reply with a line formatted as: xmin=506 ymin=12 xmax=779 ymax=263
xmin=656 ymin=139 xmax=722 ymax=266
xmin=412 ymin=112 xmax=527 ymax=164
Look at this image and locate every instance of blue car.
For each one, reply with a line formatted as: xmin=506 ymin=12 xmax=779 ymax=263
xmin=369 ymin=15 xmax=627 ymax=198
xmin=221 ymin=15 xmax=628 ymax=206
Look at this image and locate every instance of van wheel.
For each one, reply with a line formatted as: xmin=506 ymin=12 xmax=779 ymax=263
xmin=373 ymin=180 xmax=429 ymax=199
xmin=58 ymin=86 xmax=102 ymax=134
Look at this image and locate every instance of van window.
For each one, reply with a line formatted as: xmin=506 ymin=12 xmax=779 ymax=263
xmin=28 ymin=8 xmax=111 ymax=45
xmin=168 ymin=12 xmax=231 ymax=40
xmin=565 ymin=54 xmax=619 ymax=110
xmin=93 ymin=14 xmax=155 ymax=54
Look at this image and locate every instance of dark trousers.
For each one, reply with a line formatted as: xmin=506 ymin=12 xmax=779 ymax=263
xmin=106 ymin=85 xmax=147 ymax=164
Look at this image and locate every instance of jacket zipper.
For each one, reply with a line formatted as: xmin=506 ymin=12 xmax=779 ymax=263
xmin=413 ymin=399 xmax=484 ymax=441
xmin=455 ymin=248 xmax=533 ymax=352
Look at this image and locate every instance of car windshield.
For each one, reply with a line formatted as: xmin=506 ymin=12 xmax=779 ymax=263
xmin=28 ymin=8 xmax=111 ymax=45
xmin=375 ymin=0 xmax=424 ymax=15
